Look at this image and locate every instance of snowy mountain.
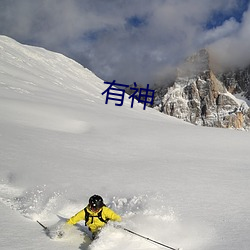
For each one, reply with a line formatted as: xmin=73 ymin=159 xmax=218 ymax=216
xmin=0 ymin=36 xmax=250 ymax=250
xmin=153 ymin=49 xmax=250 ymax=130
xmin=217 ymin=65 xmax=250 ymax=100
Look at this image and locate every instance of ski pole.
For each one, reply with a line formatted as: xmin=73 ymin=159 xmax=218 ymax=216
xmin=122 ymin=227 xmax=180 ymax=250
xmin=37 ymin=220 xmax=48 ymax=231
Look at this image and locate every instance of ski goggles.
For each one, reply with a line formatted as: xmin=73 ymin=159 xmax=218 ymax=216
xmin=89 ymin=205 xmax=101 ymax=212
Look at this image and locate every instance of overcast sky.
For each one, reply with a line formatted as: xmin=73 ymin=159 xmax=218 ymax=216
xmin=0 ymin=0 xmax=249 ymax=85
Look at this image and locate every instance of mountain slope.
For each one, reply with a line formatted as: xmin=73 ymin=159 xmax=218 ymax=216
xmin=0 ymin=36 xmax=250 ymax=250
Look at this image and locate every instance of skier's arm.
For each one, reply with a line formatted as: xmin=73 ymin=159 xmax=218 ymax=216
xmin=104 ymin=207 xmax=122 ymax=222
xmin=67 ymin=209 xmax=85 ymax=225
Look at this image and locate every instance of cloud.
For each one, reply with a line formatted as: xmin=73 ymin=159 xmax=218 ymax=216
xmin=209 ymin=3 xmax=250 ymax=69
xmin=0 ymin=0 xmax=249 ymax=85
xmin=200 ymin=18 xmax=240 ymax=45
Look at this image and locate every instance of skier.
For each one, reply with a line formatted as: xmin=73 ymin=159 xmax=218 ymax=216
xmin=66 ymin=194 xmax=121 ymax=239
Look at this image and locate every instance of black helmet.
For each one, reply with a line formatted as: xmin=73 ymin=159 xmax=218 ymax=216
xmin=89 ymin=195 xmax=104 ymax=210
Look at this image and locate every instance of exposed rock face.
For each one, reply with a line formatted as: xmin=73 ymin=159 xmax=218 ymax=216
xmin=155 ymin=49 xmax=250 ymax=129
xmin=217 ymin=66 xmax=250 ymax=100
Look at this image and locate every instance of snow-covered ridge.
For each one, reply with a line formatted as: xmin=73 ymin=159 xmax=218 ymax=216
xmin=0 ymin=36 xmax=146 ymax=133
xmin=0 ymin=35 xmax=105 ymax=98
xmin=0 ymin=35 xmax=107 ymax=134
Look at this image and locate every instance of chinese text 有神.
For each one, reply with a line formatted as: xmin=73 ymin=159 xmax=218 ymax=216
xmin=101 ymin=80 xmax=155 ymax=110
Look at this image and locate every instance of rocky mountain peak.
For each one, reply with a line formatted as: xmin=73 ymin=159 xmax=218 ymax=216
xmin=153 ymin=49 xmax=250 ymax=130
xmin=217 ymin=66 xmax=250 ymax=100
xmin=177 ymin=48 xmax=210 ymax=78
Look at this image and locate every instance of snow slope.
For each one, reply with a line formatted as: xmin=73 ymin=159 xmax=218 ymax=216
xmin=0 ymin=35 xmax=250 ymax=250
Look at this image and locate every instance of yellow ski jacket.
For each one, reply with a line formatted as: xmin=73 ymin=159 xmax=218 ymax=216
xmin=67 ymin=206 xmax=121 ymax=233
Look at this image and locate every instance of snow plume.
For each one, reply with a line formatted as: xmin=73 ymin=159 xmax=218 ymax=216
xmin=0 ymin=181 xmax=64 ymax=221
xmin=0 ymin=0 xmax=249 ymax=85
xmin=0 ymin=180 xmax=213 ymax=250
